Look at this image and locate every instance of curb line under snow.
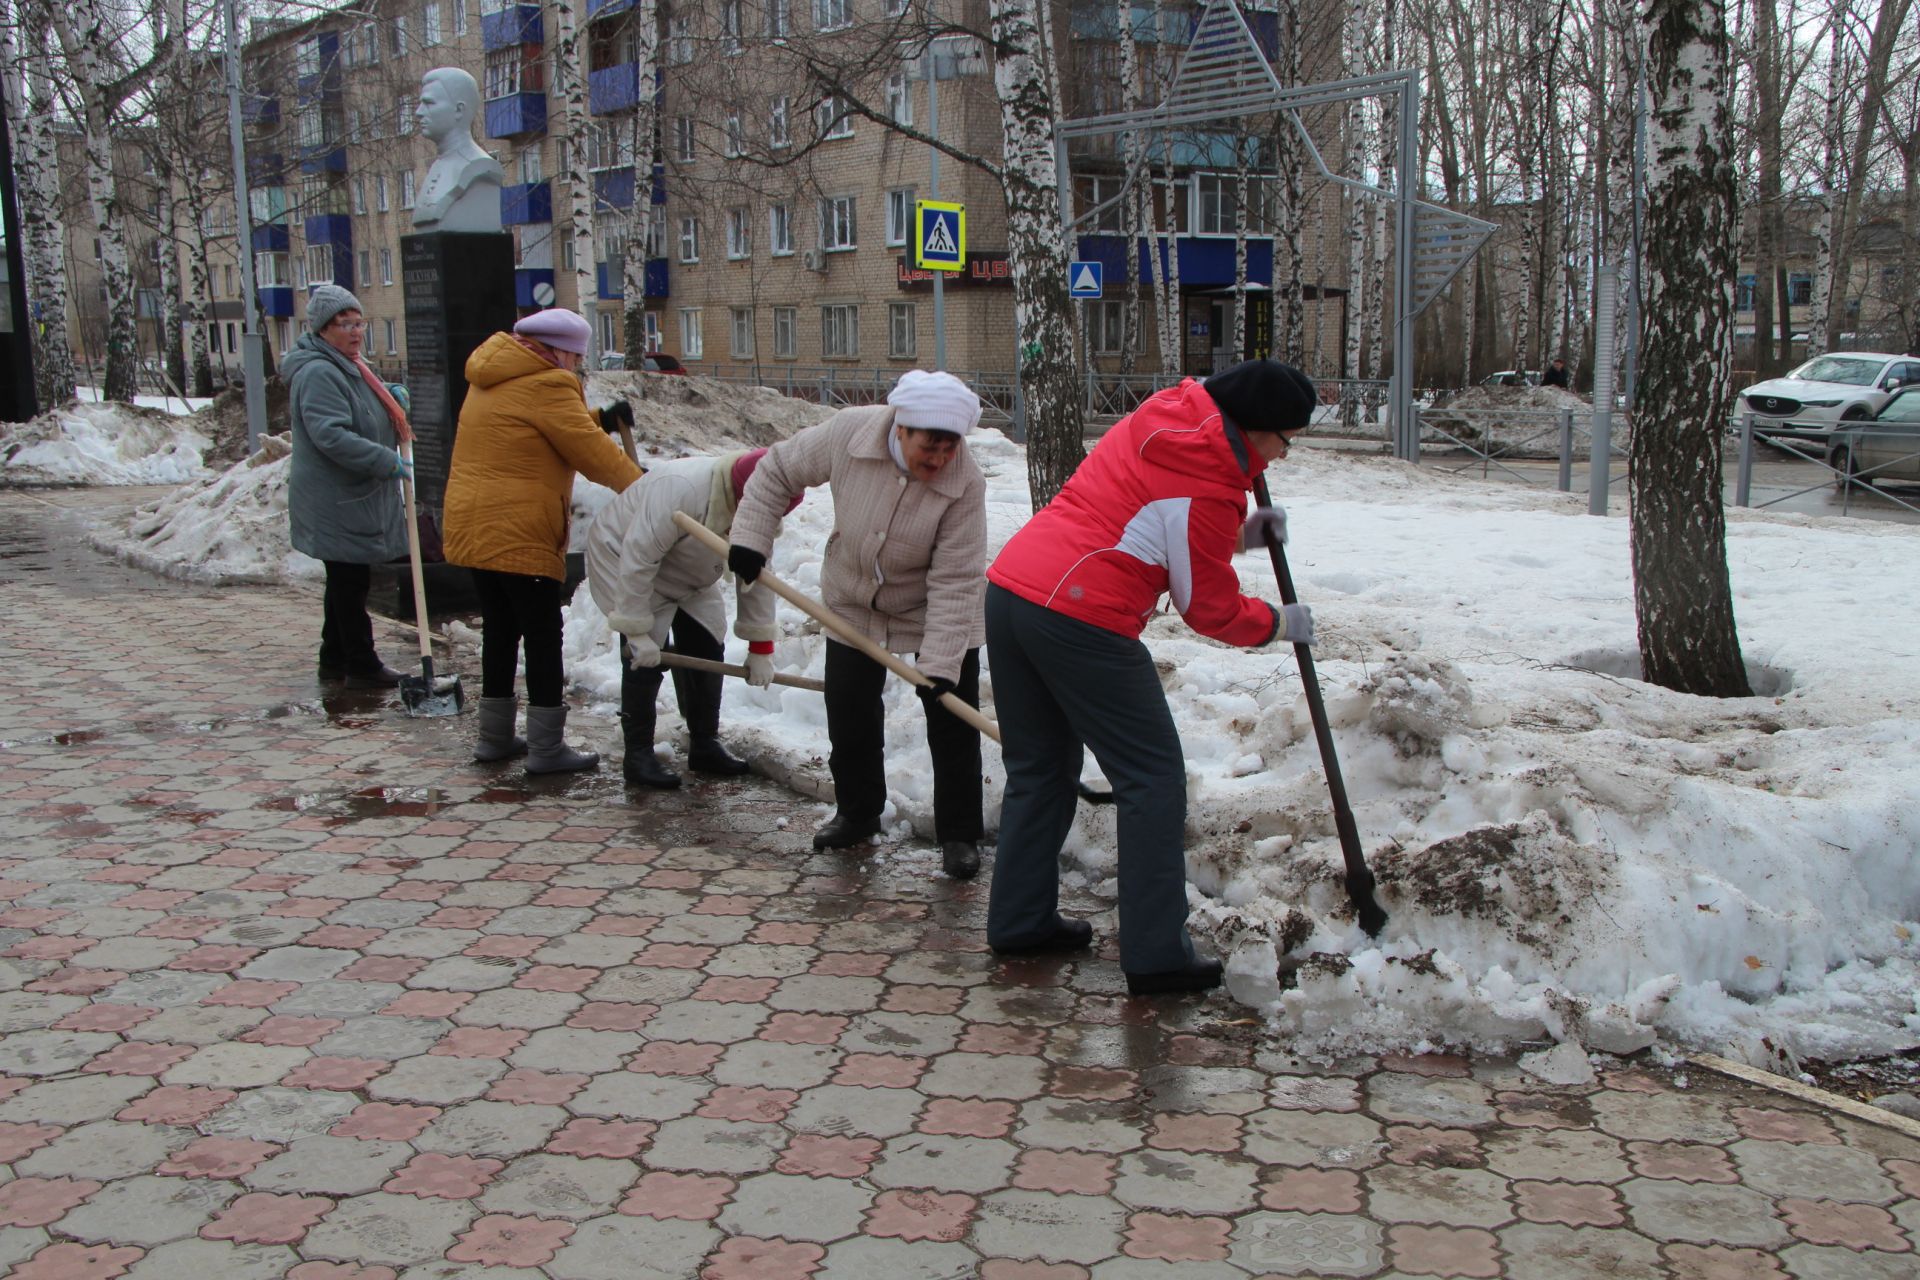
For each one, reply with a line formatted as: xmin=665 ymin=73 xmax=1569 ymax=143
xmin=1693 ymin=1053 xmax=1920 ymax=1142
xmin=84 ymin=526 xmax=284 ymax=587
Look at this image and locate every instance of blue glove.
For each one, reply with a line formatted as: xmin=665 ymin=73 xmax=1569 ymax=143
xmin=386 ymin=383 xmax=410 ymax=413
xmin=391 ymin=453 xmax=414 ymax=481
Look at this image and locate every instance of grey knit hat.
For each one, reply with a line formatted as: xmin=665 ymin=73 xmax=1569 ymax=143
xmin=307 ymin=283 xmax=364 ymax=333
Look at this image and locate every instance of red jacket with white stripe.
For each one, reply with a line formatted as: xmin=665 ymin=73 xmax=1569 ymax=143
xmin=988 ymin=378 xmax=1280 ymax=646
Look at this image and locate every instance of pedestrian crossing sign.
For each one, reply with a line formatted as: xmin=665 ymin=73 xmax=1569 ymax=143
xmin=914 ymin=201 xmax=965 ymax=271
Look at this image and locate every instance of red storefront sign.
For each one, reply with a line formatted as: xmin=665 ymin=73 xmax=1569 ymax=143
xmin=896 ymin=253 xmax=1013 ymax=289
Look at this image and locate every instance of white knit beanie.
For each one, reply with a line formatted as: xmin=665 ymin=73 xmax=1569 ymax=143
xmin=307 ymin=284 xmax=364 ymax=333
xmin=886 ymin=369 xmax=981 ymax=436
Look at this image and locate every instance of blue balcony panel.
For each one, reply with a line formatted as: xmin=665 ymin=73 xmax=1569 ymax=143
xmin=484 ymin=91 xmax=547 ymax=140
xmin=250 ymin=223 xmax=289 ymax=253
xmin=587 ymin=0 xmax=633 ymax=17
xmin=593 ymin=167 xmax=635 ymax=212
xmin=588 ymin=63 xmax=639 ymax=115
xmin=242 ymin=94 xmax=279 ymax=127
xmin=513 ymin=268 xmax=557 ymax=309
xmin=1077 ymin=234 xmax=1274 ymax=291
xmin=501 ymin=180 xmax=552 ymax=225
xmin=260 ymin=287 xmax=294 ymax=318
xmin=650 ymin=162 xmax=666 ymax=205
xmin=596 ymin=262 xmax=623 ymax=300
xmin=247 ymin=152 xmax=286 ymax=181
xmin=300 ymin=145 xmax=347 ymax=176
xmin=305 ymin=214 xmax=352 ymax=247
xmin=643 ymin=257 xmax=668 ymax=298
xmin=481 ymin=6 xmax=543 ymax=50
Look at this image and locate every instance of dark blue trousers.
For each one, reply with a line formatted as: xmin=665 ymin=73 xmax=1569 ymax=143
xmin=984 ymin=584 xmax=1197 ymax=974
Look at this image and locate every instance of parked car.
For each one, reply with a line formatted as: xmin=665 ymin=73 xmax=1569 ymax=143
xmin=1479 ymin=370 xmax=1541 ymax=388
xmin=1827 ymin=386 xmax=1920 ymax=490
xmin=598 ymin=352 xmax=625 ymax=370
xmin=1740 ymin=352 xmax=1920 ymax=445
xmin=643 ymin=353 xmax=686 ymax=375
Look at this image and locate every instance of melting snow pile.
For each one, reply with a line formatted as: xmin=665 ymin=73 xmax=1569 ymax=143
xmin=2 ymin=400 xmax=211 ymax=484
xmin=100 ymin=435 xmax=323 ymax=584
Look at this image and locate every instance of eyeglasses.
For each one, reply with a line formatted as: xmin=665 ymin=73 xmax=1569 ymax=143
xmin=330 ymin=320 xmax=367 ymax=333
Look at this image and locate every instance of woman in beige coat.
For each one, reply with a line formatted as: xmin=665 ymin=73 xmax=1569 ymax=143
xmin=727 ymin=371 xmax=988 ymax=878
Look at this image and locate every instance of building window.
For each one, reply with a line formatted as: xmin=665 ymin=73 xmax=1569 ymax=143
xmin=1788 ymin=273 xmax=1812 ymax=306
xmin=674 ymin=116 xmax=696 ymax=163
xmin=305 ymin=244 xmax=335 ymax=287
xmin=1194 ymin=174 xmax=1239 ymax=236
xmin=600 ymin=310 xmax=618 ymax=355
xmin=886 ymin=71 xmax=911 ymax=126
xmin=889 ymin=302 xmax=916 ymax=358
xmin=224 ymin=265 xmax=235 ymax=294
xmin=390 ymin=15 xmax=409 ymax=57
xmin=485 ymin=49 xmax=523 ymax=99
xmin=645 ymin=206 xmax=668 ymax=258
xmin=353 ymin=178 xmax=367 ymax=215
xmin=400 ymin=171 xmax=416 ymax=209
xmin=1736 ymin=273 xmax=1756 ymax=313
xmin=679 ymin=216 xmax=700 ymax=262
xmin=1086 ymin=300 xmax=1124 ymax=354
xmin=563 ymin=238 xmax=576 ymax=270
xmin=376 ymin=175 xmax=389 ymax=212
xmin=1077 ymin=174 xmax=1127 ymax=233
xmin=730 ymin=307 xmax=754 ymax=357
xmin=769 ymin=204 xmax=793 ymax=256
xmin=519 ymin=147 xmax=542 ymax=184
xmin=348 ymin=109 xmax=362 ymax=144
xmin=585 ymin=121 xmax=634 ymax=171
xmin=385 ymin=317 xmax=398 ymax=354
xmin=396 ymin=96 xmax=415 ymax=136
xmin=773 ymin=305 xmax=796 ymax=357
xmin=679 ymin=307 xmax=704 ymax=359
xmin=721 ymin=0 xmax=742 ymax=52
xmin=723 ymin=111 xmax=744 ymax=158
xmin=358 ymin=24 xmax=379 ymax=65
xmin=886 ymin=0 xmax=908 ymax=13
xmin=668 ymin=14 xmax=693 ymax=65
xmin=813 ymin=0 xmax=850 ymax=31
xmin=885 ymin=188 xmax=913 ymax=246
xmin=296 ymin=38 xmax=322 ymax=78
xmin=454 ymin=0 xmax=467 ymax=36
xmin=727 ymin=207 xmax=752 ymax=259
xmin=819 ymin=195 xmax=856 ymax=251
xmin=768 ymin=97 xmax=790 ymax=148
xmin=821 ymin=304 xmax=857 ymax=358
xmin=424 ymin=1 xmax=443 ymax=45
xmin=815 ymin=94 xmax=852 ymax=140
xmin=765 ymin=0 xmax=790 ymax=38
xmin=380 ymin=248 xmax=394 ymax=285
xmin=225 ymin=321 xmax=236 ymax=349
xmin=359 ymin=249 xmax=371 ymax=282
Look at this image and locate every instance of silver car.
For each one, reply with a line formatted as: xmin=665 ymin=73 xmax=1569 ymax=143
xmin=1829 ymin=387 xmax=1920 ymax=490
xmin=1741 ymin=352 xmax=1920 ymax=445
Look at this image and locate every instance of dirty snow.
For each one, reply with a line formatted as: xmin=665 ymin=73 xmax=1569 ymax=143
xmin=2 ymin=401 xmax=211 ymax=485
xmin=56 ymin=372 xmax=1920 ymax=1066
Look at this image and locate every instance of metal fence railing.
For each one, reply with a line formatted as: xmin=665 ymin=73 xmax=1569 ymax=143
xmin=1733 ymin=411 xmax=1920 ymax=517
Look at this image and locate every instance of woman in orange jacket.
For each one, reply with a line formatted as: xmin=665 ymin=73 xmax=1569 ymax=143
xmin=442 ymin=308 xmax=644 ymax=773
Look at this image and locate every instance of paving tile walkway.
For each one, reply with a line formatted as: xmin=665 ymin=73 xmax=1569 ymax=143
xmin=2 ymin=486 xmax=1917 ymax=1278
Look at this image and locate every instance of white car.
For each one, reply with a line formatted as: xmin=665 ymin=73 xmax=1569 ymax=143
xmin=1740 ymin=352 xmax=1920 ymax=445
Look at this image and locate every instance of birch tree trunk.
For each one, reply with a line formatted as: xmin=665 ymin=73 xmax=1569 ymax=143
xmin=1342 ymin=2 xmax=1367 ymax=424
xmin=1750 ymin=0 xmax=1784 ymax=375
xmin=1159 ymin=168 xmax=1183 ymax=373
xmin=621 ymin=0 xmax=661 ymax=358
xmin=1231 ymin=163 xmax=1247 ymax=359
xmin=1820 ymin=0 xmax=1914 ymax=351
xmin=554 ymin=0 xmax=597 ymax=362
xmin=1116 ymin=0 xmax=1143 ymax=374
xmin=0 ymin=8 xmax=75 ymax=404
xmin=989 ymin=0 xmax=1085 ymax=509
xmin=157 ymin=180 xmax=185 ymax=395
xmin=1275 ymin=1 xmax=1306 ymax=361
xmin=1806 ymin=4 xmax=1849 ymax=359
xmin=1630 ymin=0 xmax=1749 ymax=698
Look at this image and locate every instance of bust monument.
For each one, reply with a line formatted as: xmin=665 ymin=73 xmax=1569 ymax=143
xmin=411 ymin=67 xmax=505 ymax=234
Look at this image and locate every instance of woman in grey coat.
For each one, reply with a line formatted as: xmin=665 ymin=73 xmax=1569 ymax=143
xmin=284 ymin=284 xmax=413 ymax=686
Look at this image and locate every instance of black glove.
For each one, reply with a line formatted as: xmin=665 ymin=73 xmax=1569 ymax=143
xmin=728 ymin=544 xmax=766 ymax=584
xmin=915 ymin=677 xmax=957 ymax=705
xmin=599 ymin=400 xmax=634 ymax=433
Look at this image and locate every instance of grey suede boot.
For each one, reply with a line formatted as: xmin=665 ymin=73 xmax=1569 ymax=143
xmin=525 ymin=704 xmax=599 ymax=774
xmin=472 ymin=696 xmax=528 ymax=763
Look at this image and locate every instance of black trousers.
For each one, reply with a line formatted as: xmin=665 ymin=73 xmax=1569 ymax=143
xmin=620 ymin=610 xmax=725 ymax=741
xmin=319 ymin=561 xmax=379 ymax=674
xmin=470 ymin=568 xmax=565 ymax=706
xmin=824 ymin=638 xmax=982 ymax=844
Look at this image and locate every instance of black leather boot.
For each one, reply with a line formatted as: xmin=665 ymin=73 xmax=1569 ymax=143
xmin=1125 ymin=957 xmax=1225 ymax=997
xmin=619 ymin=702 xmax=679 ymax=788
xmin=813 ymin=812 xmax=885 ymax=850
xmin=678 ymin=664 xmax=749 ymax=775
xmin=940 ymin=841 xmax=981 ymax=880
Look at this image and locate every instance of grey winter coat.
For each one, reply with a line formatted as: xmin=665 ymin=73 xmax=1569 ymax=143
xmin=284 ymin=333 xmax=408 ymax=564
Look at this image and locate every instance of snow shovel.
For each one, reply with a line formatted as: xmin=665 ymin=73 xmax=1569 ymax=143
xmin=397 ymin=441 xmax=464 ymax=717
xmin=669 ymin=512 xmax=1115 ymax=803
xmin=1252 ymin=476 xmax=1387 ymax=937
xmin=658 ymin=651 xmax=826 ymax=693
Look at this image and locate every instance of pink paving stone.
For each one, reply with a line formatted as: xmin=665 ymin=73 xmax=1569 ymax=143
xmin=863 ymin=1189 xmax=977 ymax=1244
xmin=852 ymin=900 xmax=925 ymax=923
xmin=1514 ymin=1180 xmax=1625 ymax=1227
xmin=628 ymin=1041 xmax=726 ymax=1076
xmin=380 ymin=990 xmax=472 ymax=1019
xmin=488 ymin=1069 xmax=590 ymax=1105
xmin=420 ymin=907 xmax=498 ymax=929
xmin=379 ymin=881 xmax=452 ymax=903
xmin=0 ymin=1176 xmax=103 ymax=1226
xmin=118 ymin=1085 xmax=238 ymax=1126
xmin=489 ymin=864 xmax=559 ymax=883
xmin=167 ymin=944 xmax=260 ymax=973
xmin=1889 ymin=1159 xmax=1920 ymax=1199
xmin=696 ymin=975 xmax=780 ymax=1003
xmin=200 ymin=1191 xmax=332 ymax=1245
xmin=702 ymin=1237 xmax=828 ymax=1279
xmin=314 ymin=836 xmax=381 ymax=853
xmin=958 ymin=1023 xmax=1048 ymax=1056
xmin=582 ymin=914 xmax=657 ymax=936
xmin=591 ymin=849 xmax=657 ymax=867
xmin=1389 ymin=1224 xmax=1503 ymax=1278
xmin=641 ymin=869 xmax=703 ymax=890
xmin=1731 ymin=1106 xmax=1841 ymax=1144
xmin=1013 ymin=1149 xmax=1117 ymax=1196
xmin=637 ymin=943 xmax=716 ymax=969
xmin=1260 ymin=1166 xmax=1365 ymax=1213
xmin=777 ymin=1133 xmax=883 ymax=1179
xmin=568 ymin=1001 xmax=659 ymax=1032
xmin=303 ymin=926 xmax=386 ymax=949
xmin=1148 ymin=1111 xmax=1243 ymax=1153
xmin=82 ymin=1041 xmax=196 ymax=1077
xmin=1495 ymin=1091 xmax=1591 ymax=1131
xmin=1380 ymin=1052 xmax=1473 ymax=1078
xmin=430 ymin=1027 xmax=529 ymax=1058
xmin=918 ymin=1097 xmax=1018 ymax=1139
xmin=832 ymin=1054 xmax=927 ymax=1089
xmin=336 ymin=956 xmax=426 ymax=983
xmin=535 ymin=887 xmax=605 ymax=907
xmin=1624 ymin=1140 xmax=1740 ymax=1184
xmin=699 ymin=1086 xmax=799 ymax=1124
xmin=550 ymin=825 xmax=615 ymax=844
xmin=1165 ymin=1035 xmax=1248 ymax=1068
xmin=158 ymin=1136 xmax=281 ymax=1179
xmin=1662 ymin=1243 xmax=1790 ymax=1280
xmin=282 ymin=1057 xmax=389 ymax=1091
xmin=515 ymin=964 xmax=598 ymax=993
xmin=9 ymin=1242 xmax=145 ymax=1280
xmin=450 ymin=841 xmax=519 ymax=860
xmin=5 ymin=935 xmax=96 ymax=961
xmin=267 ymin=897 xmax=348 ymax=919
xmin=448 ymin=1214 xmax=576 ymax=1268
xmin=881 ymin=985 xmax=966 ymax=1016
xmin=0 ymin=1122 xmax=63 ymax=1162
xmin=229 ymin=874 xmax=307 ymax=893
xmin=690 ymin=894 xmax=763 ymax=916
xmin=1121 ymin=1211 xmax=1232 ymax=1262
xmin=620 ymin=1171 xmax=737 ymax=1221
xmin=548 ymin=1118 xmax=657 ymax=1158
xmin=760 ymin=1012 xmax=847 ymax=1045
xmin=750 ymin=922 xmax=821 ymax=946
xmin=113 ymin=890 xmax=194 ymax=910
xmin=465 ymin=935 xmax=546 ymax=959
xmin=0 ymin=909 xmax=68 ymax=928
xmin=809 ymin=952 xmax=889 ymax=978
xmin=978 ymin=1264 xmax=1090 ymax=1280
xmin=204 ymin=978 xmax=299 ymax=1007
xmin=384 ymin=1153 xmax=506 ymax=1199
xmin=27 ymin=967 xmax=126 ymax=995
xmin=242 ymin=1015 xmax=346 ymax=1047
xmin=1779 ymin=1198 xmax=1912 ymax=1252
xmin=1385 ymin=1125 xmax=1483 ymax=1168
xmin=1050 ymin=1066 xmax=1137 ymax=1101
xmin=331 ymin=1102 xmax=441 ymax=1141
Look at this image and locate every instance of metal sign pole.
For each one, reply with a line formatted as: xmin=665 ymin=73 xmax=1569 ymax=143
xmin=1390 ymin=75 xmax=1419 ymax=461
xmin=224 ymin=0 xmax=267 ymax=452
xmin=1589 ymin=264 xmax=1618 ymax=515
xmin=927 ymin=50 xmax=944 ymax=371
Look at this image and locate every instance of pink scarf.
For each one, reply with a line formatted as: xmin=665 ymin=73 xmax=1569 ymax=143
xmin=353 ymin=354 xmax=413 ymax=444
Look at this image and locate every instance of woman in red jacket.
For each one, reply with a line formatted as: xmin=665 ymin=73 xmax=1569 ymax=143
xmin=984 ymin=360 xmax=1317 ymax=996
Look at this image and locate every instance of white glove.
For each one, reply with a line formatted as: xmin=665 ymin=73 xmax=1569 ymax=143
xmin=1278 ymin=602 xmax=1314 ymax=647
xmin=625 ymin=636 xmax=661 ymax=670
xmin=1242 ymin=504 xmax=1288 ymax=551
xmin=745 ymin=652 xmax=774 ymax=688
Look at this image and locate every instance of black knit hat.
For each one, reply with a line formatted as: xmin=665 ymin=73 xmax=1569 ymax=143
xmin=1204 ymin=359 xmax=1317 ymax=434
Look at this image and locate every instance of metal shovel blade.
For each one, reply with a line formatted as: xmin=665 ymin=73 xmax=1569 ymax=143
xmin=400 ymin=657 xmax=464 ymax=717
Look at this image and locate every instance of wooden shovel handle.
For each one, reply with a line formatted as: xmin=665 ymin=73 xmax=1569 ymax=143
xmin=670 ymin=511 xmax=1001 ymax=744
xmin=656 ymin=651 xmax=826 ymax=693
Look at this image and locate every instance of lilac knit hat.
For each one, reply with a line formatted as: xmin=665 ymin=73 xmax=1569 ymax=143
xmin=512 ymin=308 xmax=592 ymax=355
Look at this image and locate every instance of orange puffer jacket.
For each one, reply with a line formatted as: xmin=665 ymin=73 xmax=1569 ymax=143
xmin=442 ymin=333 xmax=643 ymax=580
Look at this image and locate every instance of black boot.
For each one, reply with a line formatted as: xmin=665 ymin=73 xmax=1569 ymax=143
xmin=677 ymin=664 xmax=750 ymax=776
xmin=619 ymin=695 xmax=679 ymax=789
xmin=1125 ymin=957 xmax=1225 ymax=997
xmin=940 ymin=841 xmax=981 ymax=880
xmin=991 ymin=915 xmax=1093 ymax=956
xmin=813 ymin=812 xmax=885 ymax=850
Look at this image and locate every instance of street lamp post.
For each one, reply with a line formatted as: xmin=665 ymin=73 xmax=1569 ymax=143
xmin=224 ymin=0 xmax=268 ymax=452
